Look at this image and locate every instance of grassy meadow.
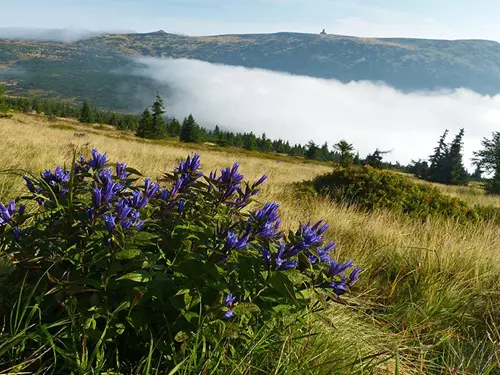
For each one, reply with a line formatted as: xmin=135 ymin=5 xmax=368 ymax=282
xmin=1 ymin=113 xmax=500 ymax=374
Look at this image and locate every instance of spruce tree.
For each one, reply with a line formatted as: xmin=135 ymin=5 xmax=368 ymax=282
xmin=79 ymin=101 xmax=93 ymax=123
xmin=168 ymin=118 xmax=181 ymax=137
xmin=150 ymin=94 xmax=166 ymax=139
xmin=179 ymin=115 xmax=200 ymax=143
xmin=136 ymin=108 xmax=153 ymax=139
xmin=214 ymin=125 xmax=221 ymax=138
xmin=333 ymin=140 xmax=355 ymax=168
xmin=473 ymin=131 xmax=500 ymax=194
xmin=428 ymin=130 xmax=449 ymax=183
xmin=243 ymin=132 xmax=257 ymax=151
xmin=446 ymin=128 xmax=468 ymax=185
xmin=409 ymin=159 xmax=429 ymax=179
xmin=305 ymin=141 xmax=321 ymax=160
xmin=365 ymin=149 xmax=389 ymax=169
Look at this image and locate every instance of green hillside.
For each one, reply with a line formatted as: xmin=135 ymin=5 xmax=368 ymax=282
xmin=1 ymin=31 xmax=500 ymax=110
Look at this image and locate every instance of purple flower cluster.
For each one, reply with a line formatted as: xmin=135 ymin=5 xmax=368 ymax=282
xmin=0 ymin=200 xmax=25 ymax=226
xmin=209 ymin=163 xmax=267 ymax=209
xmin=260 ymin=220 xmax=361 ymax=295
xmin=14 ymin=150 xmax=361 ymax=310
xmin=251 ymin=202 xmax=282 ymax=240
xmin=89 ymin=149 xmax=107 ymax=171
xmin=222 ymin=293 xmax=236 ymax=319
xmin=41 ymin=166 xmax=71 ymax=197
xmin=174 ymin=153 xmax=203 ymax=188
xmin=74 ymin=154 xmax=91 ymax=177
xmin=320 ymin=259 xmax=361 ymax=295
xmin=85 ymin=152 xmax=156 ymax=235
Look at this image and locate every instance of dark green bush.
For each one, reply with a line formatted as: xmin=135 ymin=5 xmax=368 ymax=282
xmin=312 ymin=166 xmax=500 ymax=223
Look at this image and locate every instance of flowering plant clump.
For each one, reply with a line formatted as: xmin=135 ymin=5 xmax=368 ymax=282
xmin=1 ymin=150 xmax=360 ymax=372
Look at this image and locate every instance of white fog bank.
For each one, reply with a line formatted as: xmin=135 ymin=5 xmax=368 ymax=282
xmin=133 ymin=57 xmax=500 ymax=168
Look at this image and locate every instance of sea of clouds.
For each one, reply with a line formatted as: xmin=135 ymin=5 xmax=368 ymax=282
xmin=2 ymin=27 xmax=498 ymax=169
xmin=132 ymin=57 xmax=500 ymax=169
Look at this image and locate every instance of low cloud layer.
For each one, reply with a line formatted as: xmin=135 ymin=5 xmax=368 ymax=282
xmin=134 ymin=57 xmax=500 ymax=168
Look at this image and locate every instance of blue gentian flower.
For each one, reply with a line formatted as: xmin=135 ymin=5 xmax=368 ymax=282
xmin=220 ymin=163 xmax=244 ymax=185
xmin=224 ymin=229 xmax=249 ymax=251
xmin=116 ymin=199 xmax=133 ymax=221
xmin=222 ymin=293 xmax=236 ymax=319
xmin=89 ymin=149 xmax=107 ymax=170
xmin=103 ymin=213 xmax=116 ymax=234
xmin=178 ymin=200 xmax=186 ymax=213
xmin=316 ymin=242 xmax=335 ymax=264
xmin=116 ymin=162 xmax=129 ymax=180
xmin=129 ymin=190 xmax=149 ymax=209
xmin=12 ymin=227 xmax=21 ymax=241
xmin=175 ymin=153 xmax=202 ymax=175
xmin=0 ymin=200 xmax=15 ymax=225
xmin=275 ymin=243 xmax=297 ymax=271
xmin=92 ymin=188 xmax=102 ymax=209
xmin=328 ymin=259 xmax=353 ymax=278
xmin=254 ymin=202 xmax=280 ymax=223
xmin=283 ymin=221 xmax=330 ymax=259
xmin=321 ymin=280 xmax=348 ymax=295
xmin=252 ymin=174 xmax=267 ymax=189
xmin=0 ymin=201 xmax=24 ymax=227
xmin=144 ymin=178 xmax=160 ymax=199
xmin=349 ymin=268 xmax=361 ymax=286
xmin=261 ymin=248 xmax=271 ymax=267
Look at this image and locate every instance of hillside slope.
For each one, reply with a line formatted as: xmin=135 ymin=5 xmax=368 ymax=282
xmin=1 ymin=31 xmax=500 ymax=109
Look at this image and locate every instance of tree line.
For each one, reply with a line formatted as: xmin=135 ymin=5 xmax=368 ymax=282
xmin=2 ymin=88 xmax=500 ymax=194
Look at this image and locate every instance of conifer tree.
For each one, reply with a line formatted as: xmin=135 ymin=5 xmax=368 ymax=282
xmin=136 ymin=108 xmax=153 ymax=138
xmin=428 ymin=130 xmax=449 ymax=183
xmin=179 ymin=114 xmax=200 ymax=143
xmin=243 ymin=132 xmax=257 ymax=150
xmin=79 ymin=101 xmax=93 ymax=123
xmin=446 ymin=128 xmax=468 ymax=185
xmin=150 ymin=94 xmax=166 ymax=139
xmin=409 ymin=159 xmax=429 ymax=179
xmin=214 ymin=125 xmax=221 ymax=138
xmin=168 ymin=118 xmax=181 ymax=137
xmin=305 ymin=141 xmax=321 ymax=160
xmin=473 ymin=131 xmax=500 ymax=194
xmin=333 ymin=140 xmax=355 ymax=167
xmin=365 ymin=149 xmax=390 ymax=169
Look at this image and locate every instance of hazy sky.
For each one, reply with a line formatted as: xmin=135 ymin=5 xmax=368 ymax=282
xmin=3 ymin=0 xmax=500 ymax=40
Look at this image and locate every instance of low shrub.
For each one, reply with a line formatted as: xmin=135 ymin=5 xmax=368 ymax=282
xmin=485 ymin=179 xmax=500 ymax=195
xmin=0 ymin=150 xmax=360 ymax=373
xmin=312 ymin=166 xmax=500 ymax=223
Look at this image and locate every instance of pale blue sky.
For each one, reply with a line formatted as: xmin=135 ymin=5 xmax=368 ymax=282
xmin=3 ymin=0 xmax=500 ymax=40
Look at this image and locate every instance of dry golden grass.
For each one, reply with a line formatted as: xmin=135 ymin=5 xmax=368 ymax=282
xmin=1 ymin=113 xmax=499 ymax=286
xmin=1 ymin=112 xmax=500 ymax=373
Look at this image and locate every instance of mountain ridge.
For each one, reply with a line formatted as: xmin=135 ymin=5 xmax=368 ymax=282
xmin=2 ymin=30 xmax=500 ymax=110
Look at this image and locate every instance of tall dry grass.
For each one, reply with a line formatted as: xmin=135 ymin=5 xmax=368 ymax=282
xmin=1 ymin=113 xmax=500 ymax=373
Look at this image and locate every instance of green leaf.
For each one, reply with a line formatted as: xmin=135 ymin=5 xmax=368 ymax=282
xmin=233 ymin=303 xmax=260 ymax=316
xmin=116 ymin=271 xmax=151 ymax=283
xmin=114 ymin=323 xmax=125 ymax=335
xmin=85 ymin=317 xmax=97 ymax=331
xmin=269 ymin=271 xmax=297 ymax=302
xmin=115 ymin=249 xmax=142 ymax=260
xmin=174 ymin=331 xmax=189 ymax=343
xmin=124 ymin=167 xmax=143 ymax=176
